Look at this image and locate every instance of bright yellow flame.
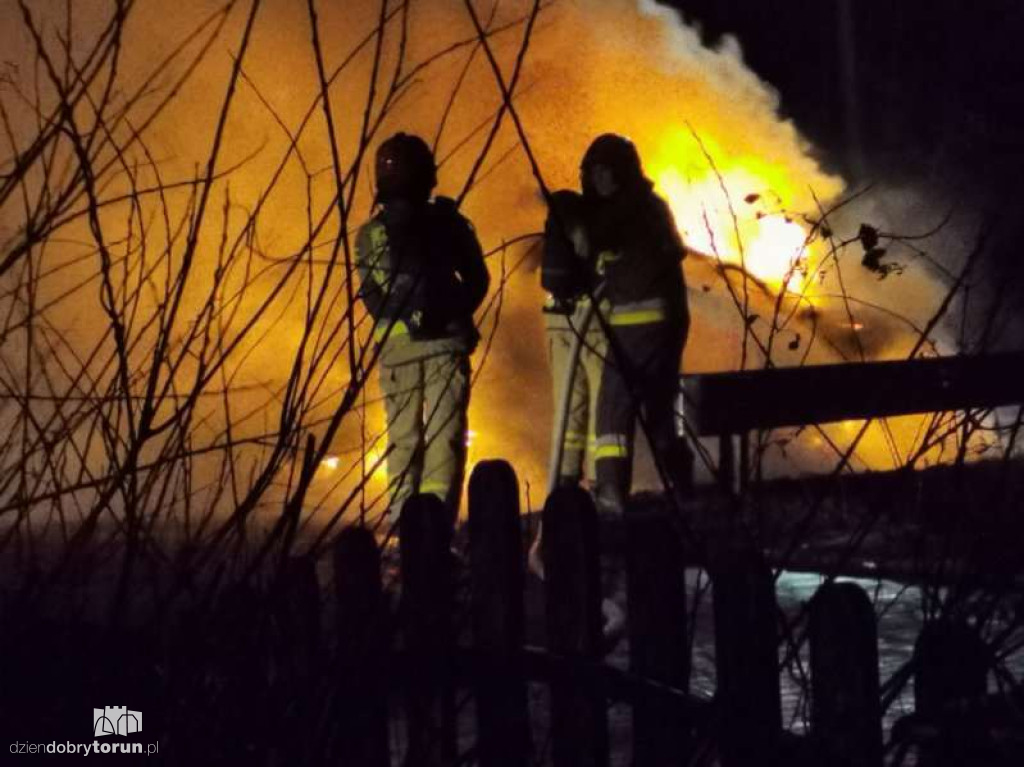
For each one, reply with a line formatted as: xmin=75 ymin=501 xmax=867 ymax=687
xmin=649 ymin=131 xmax=816 ymax=296
xmin=316 ymin=448 xmax=388 ymax=484
xmin=363 ymin=447 xmax=387 ymax=484
xmin=746 ymin=215 xmax=808 ymax=291
xmin=642 ymin=131 xmax=995 ymax=472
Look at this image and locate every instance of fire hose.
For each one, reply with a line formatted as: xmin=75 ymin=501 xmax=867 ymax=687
xmin=529 ymin=288 xmax=628 ymax=645
xmin=528 ymin=288 xmax=603 ymax=581
xmin=547 ymin=296 xmax=600 ymax=497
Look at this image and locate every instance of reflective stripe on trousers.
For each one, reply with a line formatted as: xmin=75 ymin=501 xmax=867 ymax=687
xmin=608 ymin=298 xmax=669 ymax=327
xmin=594 ymin=316 xmax=688 ymax=502
xmin=380 ymin=351 xmax=470 ymax=522
xmin=546 ymin=319 xmax=607 ymax=482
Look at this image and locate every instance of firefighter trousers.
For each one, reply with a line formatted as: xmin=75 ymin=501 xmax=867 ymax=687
xmin=545 ymin=308 xmax=608 ymax=483
xmin=379 ymin=350 xmax=470 ymax=525
xmin=594 ymin=318 xmax=688 ymax=510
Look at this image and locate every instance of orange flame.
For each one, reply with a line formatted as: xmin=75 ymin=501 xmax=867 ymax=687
xmin=649 ymin=131 xmax=816 ymax=296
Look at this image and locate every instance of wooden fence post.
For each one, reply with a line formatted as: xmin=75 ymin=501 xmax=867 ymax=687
xmin=333 ymin=526 xmax=389 ymax=767
xmin=710 ymin=546 xmax=781 ymax=767
xmin=809 ymin=581 xmax=882 ymax=767
xmin=624 ymin=507 xmax=691 ymax=765
xmin=542 ymin=486 xmax=608 ymax=767
xmin=468 ymin=460 xmax=530 ymax=767
xmin=400 ymin=493 xmax=457 ymax=767
xmin=914 ymin=620 xmax=990 ymax=767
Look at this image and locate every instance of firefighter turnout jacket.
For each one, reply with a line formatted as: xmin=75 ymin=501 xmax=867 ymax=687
xmin=356 ymin=196 xmax=489 ymax=365
xmin=355 ymin=196 xmax=489 ymax=521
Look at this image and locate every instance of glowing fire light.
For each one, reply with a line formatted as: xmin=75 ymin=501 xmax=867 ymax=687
xmin=364 ymin=447 xmax=387 ymax=483
xmin=649 ymin=132 xmax=816 ymax=296
xmin=745 ymin=215 xmax=808 ymax=292
xmin=642 ymin=133 xmax=988 ymax=472
xmin=317 ymin=449 xmax=388 ymax=484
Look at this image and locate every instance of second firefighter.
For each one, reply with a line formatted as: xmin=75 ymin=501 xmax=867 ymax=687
xmin=582 ymin=133 xmax=693 ymax=513
xmin=354 ymin=133 xmax=490 ymax=528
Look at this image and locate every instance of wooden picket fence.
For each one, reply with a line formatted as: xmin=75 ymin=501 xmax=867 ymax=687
xmin=299 ymin=351 xmax=1024 ymax=765
xmin=201 ymin=353 xmax=1023 ymax=764
xmin=264 ymin=458 xmax=1013 ymax=767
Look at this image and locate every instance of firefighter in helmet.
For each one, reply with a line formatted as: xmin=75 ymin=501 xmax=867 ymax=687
xmin=581 ymin=133 xmax=693 ymax=514
xmin=355 ymin=132 xmax=490 ymax=527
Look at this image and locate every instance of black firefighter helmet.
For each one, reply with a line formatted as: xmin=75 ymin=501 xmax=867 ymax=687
xmin=375 ymin=132 xmax=437 ymax=204
xmin=580 ymin=133 xmax=645 ymax=199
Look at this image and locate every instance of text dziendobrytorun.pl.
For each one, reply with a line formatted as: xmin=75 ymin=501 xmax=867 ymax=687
xmin=9 ymin=741 xmax=158 ymax=756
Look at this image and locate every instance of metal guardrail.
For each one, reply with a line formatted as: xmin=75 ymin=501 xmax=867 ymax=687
xmin=681 ymin=351 xmax=1024 ymax=491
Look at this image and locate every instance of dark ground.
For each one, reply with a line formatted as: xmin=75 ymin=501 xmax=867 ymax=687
xmin=2 ymin=459 xmax=1022 ymax=764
